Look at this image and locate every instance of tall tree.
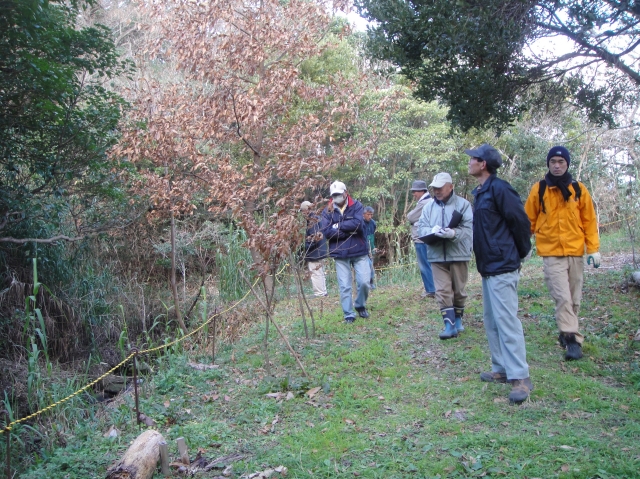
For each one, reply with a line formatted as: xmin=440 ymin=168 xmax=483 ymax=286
xmin=115 ymin=0 xmax=366 ymax=330
xmin=356 ymin=0 xmax=640 ymax=131
xmin=0 ymin=0 xmax=132 ymax=244
xmin=345 ymin=86 xmax=464 ymax=262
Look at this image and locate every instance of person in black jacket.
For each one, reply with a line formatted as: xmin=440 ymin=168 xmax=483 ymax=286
xmin=300 ymin=201 xmax=328 ymax=297
xmin=467 ymin=144 xmax=533 ymax=404
xmin=320 ymin=181 xmax=371 ymax=323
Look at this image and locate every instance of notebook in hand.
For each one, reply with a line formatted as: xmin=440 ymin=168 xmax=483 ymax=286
xmin=417 ymin=210 xmax=463 ymax=245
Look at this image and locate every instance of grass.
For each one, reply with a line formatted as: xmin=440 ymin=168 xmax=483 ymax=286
xmin=15 ymin=239 xmax=640 ymax=479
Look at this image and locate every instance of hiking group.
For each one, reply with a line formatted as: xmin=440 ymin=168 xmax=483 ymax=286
xmin=299 ymin=144 xmax=600 ymax=404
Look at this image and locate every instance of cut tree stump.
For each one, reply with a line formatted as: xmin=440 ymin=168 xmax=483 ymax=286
xmin=106 ymin=429 xmax=165 ymax=479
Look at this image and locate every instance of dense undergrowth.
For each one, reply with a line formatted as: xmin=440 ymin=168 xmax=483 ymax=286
xmin=5 ymin=230 xmax=640 ymax=478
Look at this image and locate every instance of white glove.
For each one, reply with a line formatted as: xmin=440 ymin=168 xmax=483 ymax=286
xmin=435 ymin=228 xmax=455 ymax=239
xmin=587 ymin=252 xmax=601 ymax=268
xmin=332 ymin=223 xmax=339 ymax=229
xmin=430 ymin=225 xmax=442 ymax=235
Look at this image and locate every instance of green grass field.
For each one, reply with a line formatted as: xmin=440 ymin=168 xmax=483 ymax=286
xmin=19 ymin=236 xmax=640 ymax=479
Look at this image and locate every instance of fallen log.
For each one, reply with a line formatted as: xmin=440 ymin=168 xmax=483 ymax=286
xmin=106 ymin=429 xmax=165 ymax=479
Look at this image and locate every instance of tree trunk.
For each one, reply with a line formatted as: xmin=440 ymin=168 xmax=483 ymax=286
xmin=106 ymin=430 xmax=165 ymax=479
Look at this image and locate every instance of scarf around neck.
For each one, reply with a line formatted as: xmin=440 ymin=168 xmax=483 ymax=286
xmin=545 ymin=170 xmax=573 ymax=202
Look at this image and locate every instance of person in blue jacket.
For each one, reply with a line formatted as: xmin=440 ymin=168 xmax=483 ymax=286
xmin=321 ymin=181 xmax=371 ymax=323
xmin=300 ymin=201 xmax=328 ymax=297
xmin=467 ymin=143 xmax=533 ymax=404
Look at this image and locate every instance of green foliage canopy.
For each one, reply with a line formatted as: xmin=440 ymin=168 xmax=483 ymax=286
xmin=356 ymin=0 xmax=640 ymax=131
xmin=0 ymin=0 xmax=132 ymax=242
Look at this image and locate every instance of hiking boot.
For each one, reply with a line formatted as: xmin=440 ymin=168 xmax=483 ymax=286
xmin=355 ymin=307 xmax=369 ymax=319
xmin=344 ymin=317 xmax=355 ymax=324
xmin=558 ymin=333 xmax=567 ymax=348
xmin=561 ymin=333 xmax=583 ymax=360
xmin=508 ymin=377 xmax=533 ymax=404
xmin=480 ymin=371 xmax=507 ymax=383
xmin=421 ymin=291 xmax=435 ymax=298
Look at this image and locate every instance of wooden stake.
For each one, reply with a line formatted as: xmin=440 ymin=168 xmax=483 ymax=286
xmin=158 ymin=441 xmax=170 ymax=476
xmin=131 ymin=349 xmax=141 ymax=427
xmin=176 ymin=437 xmax=190 ymax=465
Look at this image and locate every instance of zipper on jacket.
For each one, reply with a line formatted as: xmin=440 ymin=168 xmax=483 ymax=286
xmin=441 ymin=203 xmax=447 ymax=261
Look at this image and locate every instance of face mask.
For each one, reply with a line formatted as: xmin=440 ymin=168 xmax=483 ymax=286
xmin=332 ymin=194 xmax=344 ymax=205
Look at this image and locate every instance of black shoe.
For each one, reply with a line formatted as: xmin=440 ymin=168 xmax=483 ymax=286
xmin=344 ymin=317 xmax=355 ymax=324
xmin=355 ymin=307 xmax=369 ymax=319
xmin=565 ymin=342 xmax=583 ymax=360
xmin=562 ymin=333 xmax=583 ymax=360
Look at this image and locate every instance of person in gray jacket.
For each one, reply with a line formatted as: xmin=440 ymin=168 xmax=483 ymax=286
xmin=417 ymin=173 xmax=473 ymax=339
xmin=407 ymin=180 xmax=436 ymax=298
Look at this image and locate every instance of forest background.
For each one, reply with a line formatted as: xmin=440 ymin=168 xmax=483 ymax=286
xmin=2 ymin=0 xmax=640 ymax=476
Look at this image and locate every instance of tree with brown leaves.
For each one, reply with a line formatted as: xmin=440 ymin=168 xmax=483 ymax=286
xmin=113 ymin=0 xmax=370 ymax=361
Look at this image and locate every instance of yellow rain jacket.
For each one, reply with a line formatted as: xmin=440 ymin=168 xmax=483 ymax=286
xmin=524 ymin=180 xmax=599 ymax=257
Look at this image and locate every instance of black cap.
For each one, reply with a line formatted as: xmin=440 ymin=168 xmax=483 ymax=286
xmin=547 ymin=146 xmax=571 ymax=167
xmin=465 ymin=143 xmax=503 ymax=168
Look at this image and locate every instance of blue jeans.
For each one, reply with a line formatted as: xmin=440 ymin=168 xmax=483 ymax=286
xmin=414 ymin=242 xmax=435 ymax=294
xmin=368 ymin=256 xmax=376 ymax=288
xmin=334 ymin=255 xmax=371 ymax=319
xmin=482 ymin=271 xmax=530 ymax=380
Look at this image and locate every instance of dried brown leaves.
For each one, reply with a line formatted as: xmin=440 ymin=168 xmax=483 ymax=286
xmin=113 ymin=0 xmax=368 ymax=272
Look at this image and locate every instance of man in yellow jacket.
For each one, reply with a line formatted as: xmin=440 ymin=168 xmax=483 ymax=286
xmin=524 ymin=146 xmax=600 ymax=361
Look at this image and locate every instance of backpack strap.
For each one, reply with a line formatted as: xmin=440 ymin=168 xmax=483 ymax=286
xmin=538 ymin=180 xmax=546 ymax=214
xmin=572 ymin=180 xmax=581 ymax=200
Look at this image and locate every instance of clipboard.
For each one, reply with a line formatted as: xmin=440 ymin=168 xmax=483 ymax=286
xmin=418 ymin=210 xmax=463 ymax=245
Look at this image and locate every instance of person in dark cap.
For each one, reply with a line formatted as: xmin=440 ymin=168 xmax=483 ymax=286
xmin=524 ymin=146 xmax=600 ymax=361
xmin=300 ymin=201 xmax=328 ymax=297
xmin=467 ymin=143 xmax=533 ymax=404
xmin=417 ymin=172 xmax=473 ymax=339
xmin=406 ymin=180 xmax=436 ymax=298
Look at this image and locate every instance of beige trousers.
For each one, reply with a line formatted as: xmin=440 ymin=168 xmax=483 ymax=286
xmin=307 ymin=260 xmax=327 ymax=297
xmin=543 ymin=256 xmax=584 ymax=344
xmin=432 ymin=261 xmax=469 ymax=310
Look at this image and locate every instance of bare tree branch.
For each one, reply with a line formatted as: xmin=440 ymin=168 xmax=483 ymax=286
xmin=231 ymin=93 xmax=262 ymax=157
xmin=536 ymin=21 xmax=640 ymax=85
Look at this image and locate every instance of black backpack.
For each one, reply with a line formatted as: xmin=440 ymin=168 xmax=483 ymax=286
xmin=538 ymin=179 xmax=581 ymax=214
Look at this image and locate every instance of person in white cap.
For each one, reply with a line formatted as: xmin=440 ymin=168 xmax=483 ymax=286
xmin=299 ymin=201 xmax=328 ymax=297
xmin=417 ymin=172 xmax=473 ymax=339
xmin=320 ymin=181 xmax=371 ymax=323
